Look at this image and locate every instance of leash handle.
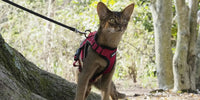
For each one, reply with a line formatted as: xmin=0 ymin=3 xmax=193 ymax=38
xmin=2 ymin=0 xmax=88 ymax=35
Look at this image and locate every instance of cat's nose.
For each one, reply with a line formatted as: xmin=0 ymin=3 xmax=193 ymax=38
xmin=117 ymin=26 xmax=122 ymax=31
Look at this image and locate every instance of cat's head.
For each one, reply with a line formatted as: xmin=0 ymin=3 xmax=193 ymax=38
xmin=97 ymin=2 xmax=134 ymax=34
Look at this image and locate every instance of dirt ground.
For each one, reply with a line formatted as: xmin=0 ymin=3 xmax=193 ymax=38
xmin=114 ymin=79 xmax=200 ymax=100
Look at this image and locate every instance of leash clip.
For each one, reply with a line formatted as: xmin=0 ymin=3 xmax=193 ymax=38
xmin=84 ymin=30 xmax=91 ymax=38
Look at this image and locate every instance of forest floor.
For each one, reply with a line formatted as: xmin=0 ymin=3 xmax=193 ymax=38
xmin=113 ymin=79 xmax=200 ymax=100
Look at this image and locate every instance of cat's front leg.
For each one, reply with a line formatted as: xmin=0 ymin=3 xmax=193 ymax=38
xmin=75 ymin=71 xmax=90 ymax=100
xmin=75 ymin=56 xmax=99 ymax=100
xmin=100 ymin=68 xmax=115 ymax=100
xmin=101 ymin=83 xmax=111 ymax=100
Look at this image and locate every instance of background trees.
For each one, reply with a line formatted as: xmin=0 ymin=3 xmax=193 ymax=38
xmin=173 ymin=0 xmax=198 ymax=91
xmin=196 ymin=10 xmax=200 ymax=89
xmin=151 ymin=0 xmax=199 ymax=91
xmin=150 ymin=0 xmax=174 ymax=89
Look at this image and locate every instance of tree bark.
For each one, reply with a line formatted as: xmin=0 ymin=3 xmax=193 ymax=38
xmin=150 ymin=0 xmax=174 ymax=89
xmin=188 ymin=0 xmax=198 ymax=90
xmin=173 ymin=0 xmax=190 ymax=92
xmin=196 ymin=10 xmax=200 ymax=89
xmin=173 ymin=0 xmax=198 ymax=91
xmin=196 ymin=26 xmax=200 ymax=89
xmin=0 ymin=34 xmax=101 ymax=100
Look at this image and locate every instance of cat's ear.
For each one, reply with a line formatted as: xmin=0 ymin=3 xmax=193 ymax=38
xmin=122 ymin=3 xmax=134 ymax=20
xmin=97 ymin=2 xmax=111 ymax=20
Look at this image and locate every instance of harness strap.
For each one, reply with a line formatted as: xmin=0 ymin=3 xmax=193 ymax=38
xmin=73 ymin=60 xmax=82 ymax=72
xmin=90 ymin=38 xmax=117 ymax=74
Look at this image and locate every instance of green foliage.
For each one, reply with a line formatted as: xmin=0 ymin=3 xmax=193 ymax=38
xmin=0 ymin=0 xmax=156 ymax=87
xmin=134 ymin=1 xmax=153 ymax=32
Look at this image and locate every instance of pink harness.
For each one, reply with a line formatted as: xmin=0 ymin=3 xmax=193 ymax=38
xmin=73 ymin=32 xmax=117 ymax=81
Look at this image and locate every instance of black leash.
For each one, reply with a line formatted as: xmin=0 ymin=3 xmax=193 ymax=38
xmin=2 ymin=0 xmax=90 ymax=37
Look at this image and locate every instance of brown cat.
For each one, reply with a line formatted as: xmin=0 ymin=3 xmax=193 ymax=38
xmin=74 ymin=2 xmax=134 ymax=100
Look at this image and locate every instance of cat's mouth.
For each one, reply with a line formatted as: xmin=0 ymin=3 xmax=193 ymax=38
xmin=116 ymin=25 xmax=126 ymax=32
xmin=106 ymin=27 xmax=124 ymax=33
xmin=117 ymin=28 xmax=123 ymax=32
xmin=116 ymin=28 xmax=125 ymax=33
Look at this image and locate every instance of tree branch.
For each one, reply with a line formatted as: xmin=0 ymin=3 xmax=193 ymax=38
xmin=0 ymin=36 xmax=101 ymax=100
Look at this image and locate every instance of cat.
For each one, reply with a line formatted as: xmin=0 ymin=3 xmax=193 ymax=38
xmin=74 ymin=2 xmax=134 ymax=100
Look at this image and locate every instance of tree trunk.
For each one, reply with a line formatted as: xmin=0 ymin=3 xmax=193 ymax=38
xmin=150 ymin=0 xmax=174 ymax=89
xmin=196 ymin=26 xmax=200 ymax=89
xmin=0 ymin=34 xmax=101 ymax=100
xmin=43 ymin=0 xmax=56 ymax=72
xmin=173 ymin=0 xmax=198 ymax=91
xmin=188 ymin=0 xmax=198 ymax=90
xmin=196 ymin=10 xmax=200 ymax=89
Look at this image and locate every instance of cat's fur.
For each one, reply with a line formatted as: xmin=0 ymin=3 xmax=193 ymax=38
xmin=75 ymin=2 xmax=134 ymax=100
